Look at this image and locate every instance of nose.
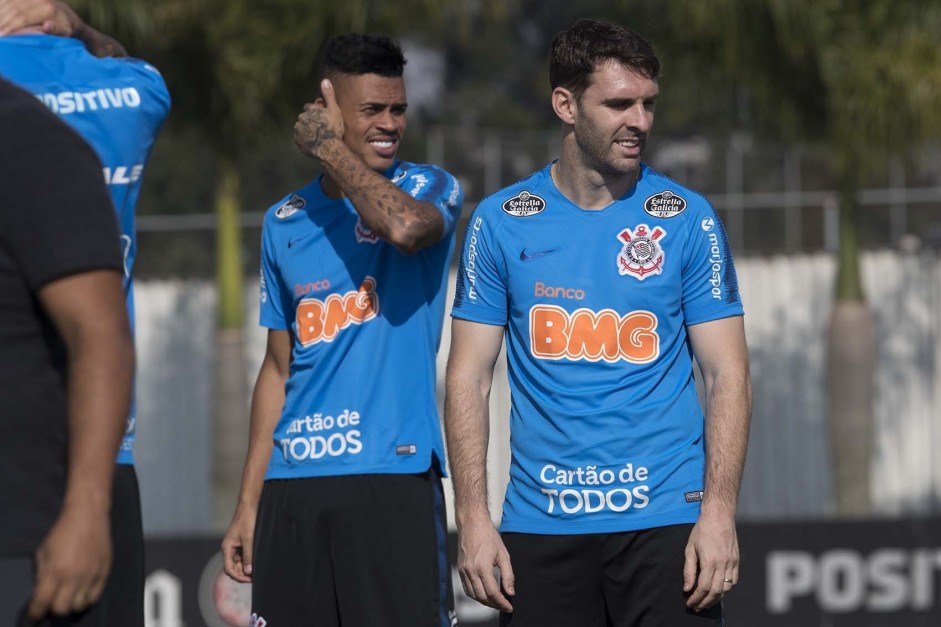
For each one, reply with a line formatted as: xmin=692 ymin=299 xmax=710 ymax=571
xmin=375 ymin=109 xmax=399 ymax=133
xmin=624 ymin=103 xmax=652 ymax=133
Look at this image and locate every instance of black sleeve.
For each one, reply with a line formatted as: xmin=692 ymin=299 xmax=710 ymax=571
xmin=0 ymin=79 xmax=122 ymax=291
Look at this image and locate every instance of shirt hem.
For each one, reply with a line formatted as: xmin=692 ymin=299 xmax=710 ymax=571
xmin=264 ymin=456 xmax=444 ymax=480
xmin=499 ymin=511 xmax=700 ymax=535
xmin=450 ymin=309 xmax=506 ymax=326
xmin=684 ymin=307 xmax=744 ymax=327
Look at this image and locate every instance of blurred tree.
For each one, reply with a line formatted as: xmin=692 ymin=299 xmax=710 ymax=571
xmin=438 ymin=0 xmax=742 ymax=134
xmin=70 ymin=0 xmax=506 ymax=529
xmin=676 ymin=0 xmax=941 ymax=516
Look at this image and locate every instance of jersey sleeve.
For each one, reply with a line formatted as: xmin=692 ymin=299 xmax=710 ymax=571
xmin=398 ymin=165 xmax=464 ymax=240
xmin=451 ymin=205 xmax=508 ymax=326
xmin=0 ymin=85 xmax=122 ymax=289
xmin=126 ymin=59 xmax=172 ymax=124
xmin=680 ymin=203 xmax=744 ymax=325
xmin=258 ymin=216 xmax=292 ymax=330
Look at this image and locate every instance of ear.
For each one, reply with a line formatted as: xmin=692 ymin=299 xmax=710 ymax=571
xmin=323 ymin=72 xmax=346 ymax=107
xmin=551 ymin=87 xmax=577 ymax=125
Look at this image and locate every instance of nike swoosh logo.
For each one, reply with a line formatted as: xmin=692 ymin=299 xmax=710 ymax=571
xmin=520 ymin=247 xmax=560 ymax=261
xmin=288 ymin=233 xmax=314 ymax=248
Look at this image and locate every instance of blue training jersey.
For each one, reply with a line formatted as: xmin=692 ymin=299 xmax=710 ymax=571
xmin=260 ymin=161 xmax=463 ymax=479
xmin=0 ymin=34 xmax=171 ymax=465
xmin=452 ymin=162 xmax=744 ymax=535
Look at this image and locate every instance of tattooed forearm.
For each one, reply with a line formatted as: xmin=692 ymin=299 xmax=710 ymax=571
xmin=322 ymin=145 xmax=444 ymax=253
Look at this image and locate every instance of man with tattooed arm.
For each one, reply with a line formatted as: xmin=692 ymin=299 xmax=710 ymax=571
xmin=222 ymin=33 xmax=463 ymax=627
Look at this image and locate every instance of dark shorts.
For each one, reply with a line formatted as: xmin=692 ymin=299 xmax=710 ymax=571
xmin=0 ymin=465 xmax=143 ymax=627
xmin=499 ymin=524 xmax=725 ymax=627
xmin=251 ymin=470 xmax=456 ymax=627
xmin=103 ymin=464 xmax=144 ymax=627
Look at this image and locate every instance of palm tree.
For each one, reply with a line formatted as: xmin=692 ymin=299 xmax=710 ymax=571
xmin=676 ymin=0 xmax=941 ymax=516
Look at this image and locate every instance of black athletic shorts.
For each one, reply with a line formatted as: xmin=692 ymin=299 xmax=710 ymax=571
xmin=0 ymin=464 xmax=143 ymax=627
xmin=251 ymin=470 xmax=456 ymax=627
xmin=499 ymin=524 xmax=725 ymax=627
xmin=103 ymin=464 xmax=144 ymax=627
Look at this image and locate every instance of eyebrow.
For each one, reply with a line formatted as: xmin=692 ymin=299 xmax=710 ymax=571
xmin=361 ymin=101 xmax=408 ymax=108
xmin=601 ymin=94 xmax=659 ymax=106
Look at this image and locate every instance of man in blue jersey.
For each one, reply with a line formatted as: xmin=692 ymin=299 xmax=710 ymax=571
xmin=446 ymin=18 xmax=752 ymax=627
xmin=221 ymin=33 xmax=463 ymax=627
xmin=0 ymin=2 xmax=170 ymax=625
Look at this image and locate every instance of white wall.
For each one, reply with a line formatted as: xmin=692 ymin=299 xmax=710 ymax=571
xmin=134 ymin=251 xmax=941 ymax=533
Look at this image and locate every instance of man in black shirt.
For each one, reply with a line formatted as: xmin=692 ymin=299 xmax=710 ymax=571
xmin=0 ymin=78 xmax=134 ymax=625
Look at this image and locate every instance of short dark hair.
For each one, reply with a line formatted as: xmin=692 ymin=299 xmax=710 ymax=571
xmin=549 ymin=18 xmax=660 ymax=101
xmin=324 ymin=33 xmax=406 ymax=77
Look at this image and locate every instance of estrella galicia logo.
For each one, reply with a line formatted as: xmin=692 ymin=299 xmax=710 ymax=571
xmin=502 ymin=191 xmax=546 ymax=217
xmin=644 ymin=190 xmax=687 ymax=218
xmin=275 ymin=194 xmax=306 ymax=219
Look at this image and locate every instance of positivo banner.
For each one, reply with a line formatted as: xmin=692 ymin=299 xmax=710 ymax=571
xmin=725 ymin=517 xmax=941 ymax=626
xmin=143 ymin=519 xmax=941 ymax=627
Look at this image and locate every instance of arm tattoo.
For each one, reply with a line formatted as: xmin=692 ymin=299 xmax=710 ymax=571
xmin=323 ymin=144 xmax=444 ymax=250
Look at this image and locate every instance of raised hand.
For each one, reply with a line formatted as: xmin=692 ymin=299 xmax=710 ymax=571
xmin=293 ymin=78 xmax=345 ymax=162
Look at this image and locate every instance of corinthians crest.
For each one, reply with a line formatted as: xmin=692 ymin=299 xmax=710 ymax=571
xmin=355 ymin=217 xmax=380 ymax=244
xmin=617 ymin=224 xmax=666 ymax=280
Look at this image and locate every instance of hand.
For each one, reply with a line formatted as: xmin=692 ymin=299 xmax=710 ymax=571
xmin=0 ymin=0 xmax=126 ymax=57
xmin=683 ymin=510 xmax=739 ymax=611
xmin=79 ymin=28 xmax=126 ymax=58
xmin=457 ymin=518 xmax=515 ymax=612
xmin=0 ymin=0 xmax=77 ymax=36
xmin=27 ymin=504 xmax=111 ymax=620
xmin=293 ymin=79 xmax=345 ymax=161
xmin=221 ymin=504 xmax=257 ymax=583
